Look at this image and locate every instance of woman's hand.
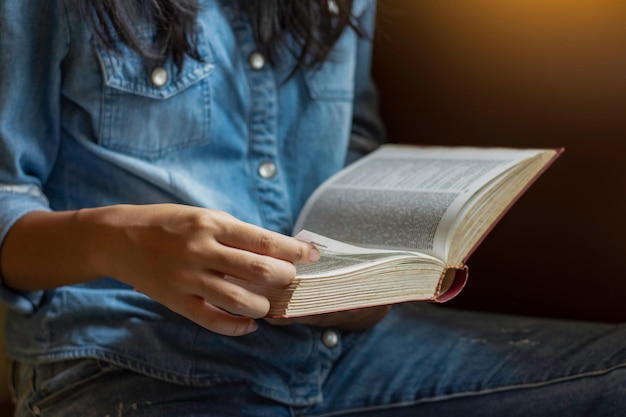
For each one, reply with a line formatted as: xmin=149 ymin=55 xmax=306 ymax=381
xmin=1 ymin=204 xmax=319 ymax=337
xmin=265 ymin=305 xmax=392 ymax=331
xmin=93 ymin=204 xmax=320 ymax=336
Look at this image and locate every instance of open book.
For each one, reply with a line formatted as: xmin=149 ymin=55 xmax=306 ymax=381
xmin=231 ymin=145 xmax=562 ymax=317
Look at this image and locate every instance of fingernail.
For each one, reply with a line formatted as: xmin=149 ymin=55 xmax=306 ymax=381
xmin=247 ymin=320 xmax=259 ymax=333
xmin=309 ymin=246 xmax=321 ymax=262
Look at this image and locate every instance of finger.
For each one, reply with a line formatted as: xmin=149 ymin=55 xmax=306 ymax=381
xmin=208 ymin=244 xmax=297 ymax=286
xmin=264 ymin=317 xmax=302 ymax=327
xmin=216 ymin=221 xmax=320 ymax=264
xmin=265 ymin=315 xmax=327 ymax=327
xmin=177 ymin=295 xmax=260 ymax=336
xmin=265 ymin=306 xmax=393 ymax=330
xmin=194 ymin=273 xmax=271 ymax=319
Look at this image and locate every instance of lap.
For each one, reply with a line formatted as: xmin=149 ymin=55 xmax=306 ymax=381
xmin=308 ymin=304 xmax=626 ymax=416
xmin=11 ymin=305 xmax=626 ymax=417
xmin=11 ymin=359 xmax=289 ymax=417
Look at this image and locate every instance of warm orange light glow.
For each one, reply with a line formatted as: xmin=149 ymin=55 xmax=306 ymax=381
xmin=375 ymin=0 xmax=626 ymax=144
xmin=373 ymin=0 xmax=626 ymax=321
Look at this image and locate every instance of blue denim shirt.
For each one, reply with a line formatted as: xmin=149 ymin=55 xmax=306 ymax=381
xmin=0 ymin=0 xmax=385 ymax=407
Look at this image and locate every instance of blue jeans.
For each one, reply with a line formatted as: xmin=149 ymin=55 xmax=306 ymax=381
xmin=10 ymin=304 xmax=626 ymax=416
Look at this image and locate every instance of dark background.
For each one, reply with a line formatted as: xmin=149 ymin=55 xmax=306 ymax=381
xmin=372 ymin=0 xmax=626 ymax=322
xmin=1 ymin=1 xmax=625 ymax=412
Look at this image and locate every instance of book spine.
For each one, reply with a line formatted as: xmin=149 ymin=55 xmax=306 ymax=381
xmin=434 ymin=266 xmax=469 ymax=302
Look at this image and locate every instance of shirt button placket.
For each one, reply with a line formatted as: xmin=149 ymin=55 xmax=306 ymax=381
xmin=236 ymin=14 xmax=292 ymax=231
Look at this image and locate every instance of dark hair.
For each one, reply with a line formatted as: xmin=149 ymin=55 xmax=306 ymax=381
xmin=82 ymin=0 xmax=361 ymax=72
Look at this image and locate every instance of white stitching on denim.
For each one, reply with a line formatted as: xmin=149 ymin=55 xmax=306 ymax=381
xmin=0 ymin=183 xmax=49 ymax=205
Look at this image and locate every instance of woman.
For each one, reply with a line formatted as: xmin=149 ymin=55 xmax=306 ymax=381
xmin=1 ymin=1 xmax=625 ymax=416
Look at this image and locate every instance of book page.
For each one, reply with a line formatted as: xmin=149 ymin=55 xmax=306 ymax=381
xmin=294 ymin=145 xmax=543 ymax=260
xmin=294 ymin=230 xmax=444 ymax=278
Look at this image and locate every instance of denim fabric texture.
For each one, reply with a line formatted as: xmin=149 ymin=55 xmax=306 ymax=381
xmin=2 ymin=0 xmax=626 ymax=415
xmin=10 ymin=304 xmax=626 ymax=416
xmin=0 ymin=0 xmax=387 ymax=408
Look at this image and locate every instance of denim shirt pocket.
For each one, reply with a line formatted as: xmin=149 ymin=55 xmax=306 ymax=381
xmin=303 ymin=28 xmax=357 ymax=102
xmin=95 ymin=26 xmax=215 ymax=160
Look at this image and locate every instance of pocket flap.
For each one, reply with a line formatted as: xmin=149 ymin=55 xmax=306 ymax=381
xmin=95 ymin=26 xmax=215 ymax=100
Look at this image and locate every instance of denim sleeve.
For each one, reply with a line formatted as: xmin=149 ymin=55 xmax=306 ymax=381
xmin=347 ymin=0 xmax=387 ymax=165
xmin=0 ymin=1 xmax=69 ymax=314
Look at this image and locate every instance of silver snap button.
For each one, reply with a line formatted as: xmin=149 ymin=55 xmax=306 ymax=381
xmin=150 ymin=67 xmax=169 ymax=88
xmin=328 ymin=0 xmax=340 ymax=15
xmin=258 ymin=161 xmax=277 ymax=179
xmin=322 ymin=329 xmax=339 ymax=348
xmin=249 ymin=51 xmax=266 ymax=70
